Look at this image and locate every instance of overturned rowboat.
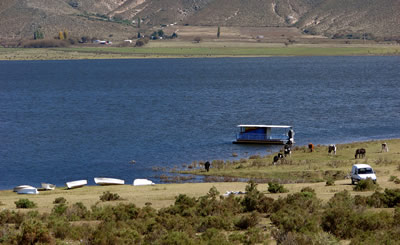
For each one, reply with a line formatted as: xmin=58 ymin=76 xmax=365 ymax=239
xmin=133 ymin=179 xmax=155 ymax=186
xmin=94 ymin=177 xmax=125 ymax=186
xmin=17 ymin=187 xmax=39 ymax=195
xmin=13 ymin=185 xmax=35 ymax=192
xmin=66 ymin=180 xmax=87 ymax=189
xmin=41 ymin=183 xmax=56 ymax=190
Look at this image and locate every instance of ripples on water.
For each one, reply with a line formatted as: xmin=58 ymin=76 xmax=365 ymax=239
xmin=0 ymin=56 xmax=399 ymax=189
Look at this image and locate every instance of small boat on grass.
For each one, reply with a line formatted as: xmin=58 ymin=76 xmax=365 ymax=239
xmin=13 ymin=185 xmax=35 ymax=192
xmin=41 ymin=183 xmax=56 ymax=190
xmin=133 ymin=179 xmax=155 ymax=186
xmin=66 ymin=180 xmax=87 ymax=189
xmin=94 ymin=177 xmax=125 ymax=186
xmin=17 ymin=187 xmax=39 ymax=195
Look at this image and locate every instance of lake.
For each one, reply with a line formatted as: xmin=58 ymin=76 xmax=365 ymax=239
xmin=1 ymin=56 xmax=399 ymax=189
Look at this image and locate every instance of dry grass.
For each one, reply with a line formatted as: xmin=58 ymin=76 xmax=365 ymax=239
xmin=1 ymin=139 xmax=399 ymax=214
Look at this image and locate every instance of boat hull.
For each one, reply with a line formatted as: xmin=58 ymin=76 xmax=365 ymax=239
xmin=233 ymin=139 xmax=286 ymax=145
xmin=66 ymin=180 xmax=87 ymax=189
xmin=41 ymin=183 xmax=56 ymax=190
xmin=94 ymin=177 xmax=125 ymax=186
xmin=133 ymin=179 xmax=155 ymax=186
xmin=17 ymin=188 xmax=39 ymax=194
xmin=13 ymin=185 xmax=35 ymax=192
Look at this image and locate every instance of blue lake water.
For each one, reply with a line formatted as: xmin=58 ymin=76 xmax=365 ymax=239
xmin=1 ymin=56 xmax=400 ymax=189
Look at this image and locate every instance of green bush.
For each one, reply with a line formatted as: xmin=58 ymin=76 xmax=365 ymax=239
xmin=99 ymin=191 xmax=121 ymax=201
xmin=234 ymin=212 xmax=259 ymax=230
xmin=15 ymin=199 xmax=36 ymax=209
xmin=53 ymin=197 xmax=67 ymax=204
xmin=353 ymin=178 xmax=377 ymax=192
xmin=17 ymin=219 xmax=53 ymax=244
xmin=268 ymin=182 xmax=289 ymax=193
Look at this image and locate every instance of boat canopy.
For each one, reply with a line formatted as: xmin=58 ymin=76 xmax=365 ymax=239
xmin=237 ymin=125 xmax=292 ymax=128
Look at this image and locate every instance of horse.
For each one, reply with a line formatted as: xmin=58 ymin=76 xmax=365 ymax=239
xmin=381 ymin=143 xmax=389 ymax=153
xmin=328 ymin=144 xmax=336 ymax=155
xmin=308 ymin=143 xmax=314 ymax=152
xmin=355 ymin=148 xmax=366 ymax=159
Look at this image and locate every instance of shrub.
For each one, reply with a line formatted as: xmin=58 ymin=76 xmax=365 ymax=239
xmin=353 ymin=179 xmax=377 ymax=192
xmin=241 ymin=181 xmax=272 ymax=212
xmin=53 ymin=197 xmax=67 ymax=204
xmin=52 ymin=203 xmax=68 ymax=216
xmin=268 ymin=182 xmax=289 ymax=193
xmin=100 ymin=191 xmax=121 ymax=201
xmin=326 ymin=179 xmax=335 ymax=186
xmin=15 ymin=199 xmax=36 ymax=209
xmin=20 ymin=39 xmax=69 ymax=48
xmin=234 ymin=212 xmax=259 ymax=230
xmin=17 ymin=219 xmax=53 ymax=244
xmin=193 ymin=36 xmax=202 ymax=43
xmin=135 ymin=39 xmax=145 ymax=47
xmin=65 ymin=202 xmax=90 ymax=221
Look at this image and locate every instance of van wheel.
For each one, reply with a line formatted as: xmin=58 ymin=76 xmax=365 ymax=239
xmin=351 ymin=179 xmax=355 ymax=185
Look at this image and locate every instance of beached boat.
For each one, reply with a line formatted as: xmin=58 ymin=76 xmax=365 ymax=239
xmin=94 ymin=177 xmax=125 ymax=186
xmin=66 ymin=180 xmax=87 ymax=189
xmin=41 ymin=183 xmax=56 ymax=190
xmin=13 ymin=185 xmax=35 ymax=192
xmin=233 ymin=125 xmax=294 ymax=145
xmin=17 ymin=187 xmax=39 ymax=194
xmin=133 ymin=179 xmax=155 ymax=186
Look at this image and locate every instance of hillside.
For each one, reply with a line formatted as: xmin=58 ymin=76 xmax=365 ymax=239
xmin=0 ymin=0 xmax=399 ymax=42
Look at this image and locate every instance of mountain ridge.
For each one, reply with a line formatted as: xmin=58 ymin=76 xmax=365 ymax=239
xmin=0 ymin=0 xmax=399 ymax=42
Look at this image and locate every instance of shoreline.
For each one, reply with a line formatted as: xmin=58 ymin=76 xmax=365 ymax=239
xmin=1 ymin=43 xmax=400 ymax=61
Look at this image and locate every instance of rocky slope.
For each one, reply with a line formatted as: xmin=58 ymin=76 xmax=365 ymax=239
xmin=0 ymin=0 xmax=399 ymax=41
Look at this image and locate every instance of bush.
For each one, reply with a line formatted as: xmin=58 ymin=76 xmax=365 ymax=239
xmin=15 ymin=199 xmax=36 ymax=209
xmin=268 ymin=182 xmax=289 ymax=193
xmin=353 ymin=178 xmax=377 ymax=192
xmin=135 ymin=39 xmax=145 ymax=47
xmin=53 ymin=197 xmax=67 ymax=204
xmin=100 ymin=191 xmax=121 ymax=201
xmin=20 ymin=39 xmax=69 ymax=48
xmin=234 ymin=212 xmax=259 ymax=230
xmin=326 ymin=179 xmax=335 ymax=186
xmin=17 ymin=219 xmax=53 ymax=244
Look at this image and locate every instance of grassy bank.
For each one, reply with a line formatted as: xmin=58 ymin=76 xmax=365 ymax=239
xmin=1 ymin=139 xmax=400 ymax=244
xmin=1 ymin=139 xmax=399 ymax=213
xmin=0 ymin=42 xmax=400 ymax=60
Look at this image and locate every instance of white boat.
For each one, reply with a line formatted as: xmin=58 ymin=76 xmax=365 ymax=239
xmin=13 ymin=185 xmax=35 ymax=192
xmin=17 ymin=187 xmax=39 ymax=194
xmin=66 ymin=180 xmax=87 ymax=189
xmin=94 ymin=177 xmax=125 ymax=186
xmin=41 ymin=183 xmax=56 ymax=190
xmin=133 ymin=179 xmax=155 ymax=186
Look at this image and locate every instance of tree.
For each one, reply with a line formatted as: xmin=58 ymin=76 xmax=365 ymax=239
xmin=217 ymin=26 xmax=220 ymax=39
xmin=34 ymin=30 xmax=44 ymax=40
xmin=63 ymin=30 xmax=68 ymax=40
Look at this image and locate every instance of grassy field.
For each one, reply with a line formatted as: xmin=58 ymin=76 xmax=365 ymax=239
xmin=1 ymin=139 xmax=399 ymax=214
xmin=0 ymin=42 xmax=399 ymax=60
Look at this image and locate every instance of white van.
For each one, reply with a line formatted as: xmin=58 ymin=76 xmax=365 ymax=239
xmin=351 ymin=164 xmax=377 ymax=184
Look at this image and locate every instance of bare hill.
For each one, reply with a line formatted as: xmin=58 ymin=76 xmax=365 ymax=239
xmin=0 ymin=0 xmax=399 ymax=42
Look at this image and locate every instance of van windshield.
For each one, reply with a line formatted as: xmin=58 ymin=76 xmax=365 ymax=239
xmin=357 ymin=168 xmax=374 ymax=174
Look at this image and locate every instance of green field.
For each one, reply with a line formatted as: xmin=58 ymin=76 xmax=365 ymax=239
xmin=1 ymin=42 xmax=400 ymax=60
